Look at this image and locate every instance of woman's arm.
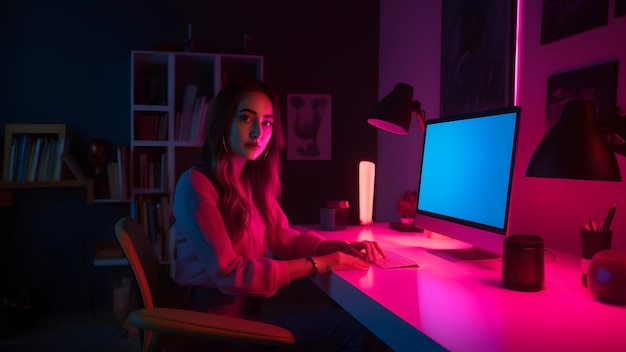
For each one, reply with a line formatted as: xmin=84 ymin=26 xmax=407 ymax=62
xmin=173 ymin=168 xmax=291 ymax=297
xmin=286 ymin=251 xmax=372 ymax=279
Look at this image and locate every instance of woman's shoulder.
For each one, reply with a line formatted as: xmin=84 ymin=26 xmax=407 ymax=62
xmin=177 ymin=166 xmax=217 ymax=191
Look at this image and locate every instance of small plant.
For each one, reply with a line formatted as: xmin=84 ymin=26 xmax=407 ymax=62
xmin=397 ymin=191 xmax=417 ymax=218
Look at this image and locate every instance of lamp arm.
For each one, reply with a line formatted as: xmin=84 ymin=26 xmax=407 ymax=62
xmin=411 ymin=100 xmax=426 ymax=131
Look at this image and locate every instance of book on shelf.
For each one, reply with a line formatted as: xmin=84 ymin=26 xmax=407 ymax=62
xmin=36 ymin=138 xmax=50 ymax=182
xmin=188 ymin=96 xmax=205 ymax=141
xmin=134 ymin=112 xmax=168 ymax=141
xmin=174 ymin=112 xmax=182 ymax=143
xmin=177 ymin=84 xmax=198 ymax=141
xmin=139 ymin=153 xmax=149 ymax=188
xmin=134 ymin=112 xmax=159 ymax=140
xmin=51 ymin=137 xmax=65 ymax=181
xmin=157 ymin=113 xmax=168 ymax=140
xmin=137 ymin=151 xmax=166 ymax=191
xmin=16 ymin=135 xmax=28 ymax=181
xmin=26 ymin=136 xmax=40 ymax=182
xmin=27 ymin=138 xmax=43 ymax=182
xmin=8 ymin=138 xmax=16 ymax=182
xmin=117 ymin=146 xmax=129 ymax=200
xmin=134 ymin=193 xmax=172 ymax=261
xmin=195 ymin=97 xmax=212 ymax=143
xmin=106 ymin=162 xmax=120 ymax=199
xmin=41 ymin=139 xmax=58 ymax=181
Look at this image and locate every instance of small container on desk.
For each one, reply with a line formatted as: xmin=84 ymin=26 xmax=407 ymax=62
xmin=580 ymin=229 xmax=612 ymax=287
xmin=320 ymin=200 xmax=350 ymax=231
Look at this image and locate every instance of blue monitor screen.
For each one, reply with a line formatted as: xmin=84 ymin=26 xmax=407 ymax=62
xmin=417 ymin=107 xmax=520 ymax=235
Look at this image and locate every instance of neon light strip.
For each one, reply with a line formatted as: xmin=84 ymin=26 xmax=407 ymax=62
xmin=514 ymin=0 xmax=522 ymax=105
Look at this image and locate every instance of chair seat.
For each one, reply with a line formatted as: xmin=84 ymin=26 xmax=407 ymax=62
xmin=128 ymin=307 xmax=295 ymax=346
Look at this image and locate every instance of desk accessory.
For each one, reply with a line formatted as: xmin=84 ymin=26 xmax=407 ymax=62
xmin=501 ymin=234 xmax=544 ymax=291
xmin=389 ymin=222 xmax=423 ymax=232
xmin=359 ymin=161 xmax=375 ymax=225
xmin=587 ymin=249 xmax=626 ymax=305
xmin=367 ymin=83 xmax=425 ymax=135
xmin=320 ymin=200 xmax=350 ymax=231
xmin=580 ymin=229 xmax=612 ymax=287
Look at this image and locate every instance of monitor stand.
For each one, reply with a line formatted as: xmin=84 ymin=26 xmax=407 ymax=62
xmin=427 ymin=246 xmax=500 ymax=262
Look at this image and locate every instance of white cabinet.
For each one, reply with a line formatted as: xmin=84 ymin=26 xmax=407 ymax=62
xmin=130 ymin=50 xmax=263 ymax=261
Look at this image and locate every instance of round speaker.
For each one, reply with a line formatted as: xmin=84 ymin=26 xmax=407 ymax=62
xmin=588 ymin=249 xmax=626 ymax=305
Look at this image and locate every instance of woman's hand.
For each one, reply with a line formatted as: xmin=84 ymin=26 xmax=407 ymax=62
xmin=339 ymin=240 xmax=385 ymax=263
xmin=316 ymin=251 xmax=371 ymax=274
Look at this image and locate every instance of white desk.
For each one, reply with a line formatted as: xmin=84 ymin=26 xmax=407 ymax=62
xmin=293 ymin=224 xmax=626 ymax=352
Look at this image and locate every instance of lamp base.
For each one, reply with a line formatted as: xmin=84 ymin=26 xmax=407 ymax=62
xmin=389 ymin=222 xmax=423 ymax=233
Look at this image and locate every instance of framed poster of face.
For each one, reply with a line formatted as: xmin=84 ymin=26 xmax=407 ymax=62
xmin=286 ymin=93 xmax=332 ymax=161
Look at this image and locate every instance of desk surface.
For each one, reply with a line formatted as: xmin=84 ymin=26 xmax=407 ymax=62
xmin=293 ymin=224 xmax=626 ymax=352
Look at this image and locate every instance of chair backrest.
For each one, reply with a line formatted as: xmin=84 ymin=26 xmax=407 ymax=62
xmin=115 ymin=217 xmax=163 ymax=309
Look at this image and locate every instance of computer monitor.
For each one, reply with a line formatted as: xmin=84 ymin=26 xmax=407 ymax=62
xmin=415 ymin=106 xmax=520 ymax=261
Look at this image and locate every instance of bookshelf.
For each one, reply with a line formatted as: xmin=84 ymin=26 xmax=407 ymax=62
xmin=130 ymin=50 xmax=263 ymax=262
xmin=0 ymin=179 xmax=94 ymax=207
xmin=0 ymin=123 xmax=95 ymax=207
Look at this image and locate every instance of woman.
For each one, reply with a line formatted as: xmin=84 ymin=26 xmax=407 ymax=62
xmin=171 ymin=78 xmax=385 ymax=351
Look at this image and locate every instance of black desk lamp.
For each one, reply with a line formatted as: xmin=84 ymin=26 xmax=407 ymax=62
xmin=368 ymin=83 xmax=425 ymax=135
xmin=525 ymin=99 xmax=621 ymax=181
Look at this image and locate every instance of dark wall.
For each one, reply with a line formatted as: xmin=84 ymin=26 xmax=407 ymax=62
xmin=169 ymin=0 xmax=380 ymax=224
xmin=0 ymin=0 xmax=378 ymax=317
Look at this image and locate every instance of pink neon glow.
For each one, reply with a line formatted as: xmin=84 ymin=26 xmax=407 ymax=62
xmin=359 ymin=161 xmax=375 ymax=225
xmin=513 ymin=0 xmax=522 ymax=105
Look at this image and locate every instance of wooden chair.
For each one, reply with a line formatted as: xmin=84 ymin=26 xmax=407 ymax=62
xmin=114 ymin=217 xmax=295 ymax=352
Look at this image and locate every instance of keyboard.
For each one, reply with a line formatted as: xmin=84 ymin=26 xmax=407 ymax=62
xmin=373 ymin=249 xmax=420 ymax=269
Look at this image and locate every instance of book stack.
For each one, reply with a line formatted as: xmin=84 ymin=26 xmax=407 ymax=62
xmin=134 ymin=112 xmax=168 ymax=141
xmin=175 ymin=84 xmax=211 ymax=143
xmin=134 ymin=194 xmax=173 ymax=262
xmin=105 ymin=146 xmax=130 ymax=200
xmin=5 ymin=134 xmax=66 ymax=182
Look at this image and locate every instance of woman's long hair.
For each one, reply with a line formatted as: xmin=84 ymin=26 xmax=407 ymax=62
xmin=197 ymin=78 xmax=285 ymax=242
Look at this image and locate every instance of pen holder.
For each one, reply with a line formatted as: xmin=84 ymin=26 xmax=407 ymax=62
xmin=580 ymin=229 xmax=612 ymax=287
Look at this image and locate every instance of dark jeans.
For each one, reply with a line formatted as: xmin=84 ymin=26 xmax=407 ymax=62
xmin=170 ymin=283 xmax=367 ymax=352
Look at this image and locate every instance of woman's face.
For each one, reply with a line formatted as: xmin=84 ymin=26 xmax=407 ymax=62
xmin=228 ymin=91 xmax=274 ymax=161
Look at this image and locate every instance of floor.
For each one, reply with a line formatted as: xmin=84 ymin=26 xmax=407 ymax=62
xmin=0 ymin=279 xmax=391 ymax=352
xmin=0 ymin=278 xmax=332 ymax=352
xmin=0 ymin=314 xmax=142 ymax=352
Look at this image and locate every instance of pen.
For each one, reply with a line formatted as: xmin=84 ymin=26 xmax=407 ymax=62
xmin=598 ymin=216 xmax=606 ymax=232
xmin=604 ymin=204 xmax=617 ymax=232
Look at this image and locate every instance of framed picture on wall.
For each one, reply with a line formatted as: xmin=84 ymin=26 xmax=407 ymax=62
xmin=440 ymin=0 xmax=515 ymax=117
xmin=540 ymin=0 xmax=609 ymax=44
xmin=286 ymin=93 xmax=332 ymax=161
xmin=544 ymin=61 xmax=618 ymax=133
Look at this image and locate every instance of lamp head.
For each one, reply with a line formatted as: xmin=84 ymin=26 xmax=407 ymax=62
xmin=525 ymin=99 xmax=621 ymax=181
xmin=369 ymin=83 xmax=424 ymax=135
